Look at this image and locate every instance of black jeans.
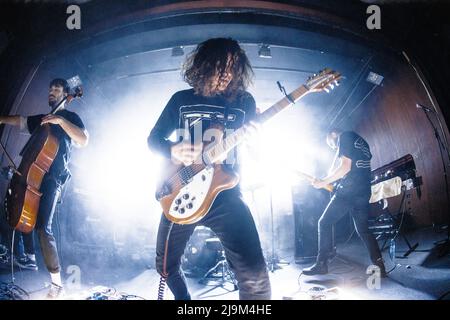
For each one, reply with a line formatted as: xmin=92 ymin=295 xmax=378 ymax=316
xmin=155 ymin=190 xmax=271 ymax=300
xmin=34 ymin=177 xmax=62 ymax=273
xmin=317 ymin=192 xmax=382 ymax=264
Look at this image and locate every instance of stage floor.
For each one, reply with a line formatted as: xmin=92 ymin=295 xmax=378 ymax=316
xmin=1 ymin=227 xmax=449 ymax=300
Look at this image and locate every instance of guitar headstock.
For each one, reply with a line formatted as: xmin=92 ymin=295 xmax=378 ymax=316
xmin=306 ymin=68 xmax=342 ymax=93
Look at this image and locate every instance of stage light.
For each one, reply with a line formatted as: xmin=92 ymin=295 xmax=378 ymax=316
xmin=366 ymin=71 xmax=383 ymax=85
xmin=67 ymin=75 xmax=82 ymax=89
xmin=171 ymin=46 xmax=184 ymax=57
xmin=258 ymin=44 xmax=272 ymax=58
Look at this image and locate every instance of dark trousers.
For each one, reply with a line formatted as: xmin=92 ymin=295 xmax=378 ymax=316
xmin=34 ymin=177 xmax=62 ymax=273
xmin=156 ymin=191 xmax=271 ymax=300
xmin=317 ymin=193 xmax=382 ymax=264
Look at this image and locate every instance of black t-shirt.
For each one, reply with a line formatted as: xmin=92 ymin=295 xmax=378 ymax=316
xmin=26 ymin=109 xmax=85 ymax=186
xmin=336 ymin=131 xmax=372 ymax=197
xmin=148 ymin=88 xmax=256 ymax=187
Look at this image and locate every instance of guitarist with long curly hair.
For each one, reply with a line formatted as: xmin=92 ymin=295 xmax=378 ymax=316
xmin=148 ymin=38 xmax=271 ymax=300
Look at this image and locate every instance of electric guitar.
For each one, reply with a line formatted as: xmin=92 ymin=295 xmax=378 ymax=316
xmin=156 ymin=68 xmax=342 ymax=224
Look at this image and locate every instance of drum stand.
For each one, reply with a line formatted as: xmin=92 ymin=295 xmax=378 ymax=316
xmin=198 ymin=249 xmax=238 ymax=291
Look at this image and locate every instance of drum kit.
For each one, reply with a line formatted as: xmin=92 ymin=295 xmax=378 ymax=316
xmin=181 ymin=226 xmax=236 ymax=288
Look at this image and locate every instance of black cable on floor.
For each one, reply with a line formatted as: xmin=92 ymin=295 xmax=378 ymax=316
xmin=0 ymin=281 xmax=30 ymax=300
xmin=386 ymin=264 xmax=397 ymax=275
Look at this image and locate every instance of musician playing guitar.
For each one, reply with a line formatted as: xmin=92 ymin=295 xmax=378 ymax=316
xmin=148 ymin=38 xmax=271 ymax=300
xmin=0 ymin=78 xmax=88 ymax=298
xmin=303 ymin=128 xmax=386 ymax=277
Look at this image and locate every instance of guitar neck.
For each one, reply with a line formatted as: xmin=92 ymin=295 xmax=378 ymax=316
xmin=296 ymin=171 xmax=334 ymax=193
xmin=258 ymin=85 xmax=308 ymax=123
xmin=204 ymin=85 xmax=309 ymax=163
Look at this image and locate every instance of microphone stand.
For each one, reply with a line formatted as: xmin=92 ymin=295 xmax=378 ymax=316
xmin=266 ymin=184 xmax=289 ymax=272
xmin=421 ymin=106 xmax=450 ymax=256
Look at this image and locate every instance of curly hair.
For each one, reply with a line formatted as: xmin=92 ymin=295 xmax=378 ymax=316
xmin=182 ymin=38 xmax=253 ymax=100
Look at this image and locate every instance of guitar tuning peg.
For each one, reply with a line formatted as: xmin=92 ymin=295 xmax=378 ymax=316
xmin=324 ymin=88 xmax=330 ymax=93
xmin=334 ymin=80 xmax=339 ymax=86
xmin=329 ymin=84 xmax=334 ymax=90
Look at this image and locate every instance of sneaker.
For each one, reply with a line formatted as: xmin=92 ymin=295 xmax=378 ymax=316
xmin=14 ymin=255 xmax=38 ymax=271
xmin=302 ymin=260 xmax=328 ymax=276
xmin=46 ymin=282 xmax=65 ymax=299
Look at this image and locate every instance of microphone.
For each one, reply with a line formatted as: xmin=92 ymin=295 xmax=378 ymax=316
xmin=416 ymin=103 xmax=434 ymax=113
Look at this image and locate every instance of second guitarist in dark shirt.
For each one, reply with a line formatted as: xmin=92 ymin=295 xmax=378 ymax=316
xmin=303 ymin=129 xmax=386 ymax=277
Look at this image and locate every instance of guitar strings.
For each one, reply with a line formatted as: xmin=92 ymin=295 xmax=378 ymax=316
xmin=165 ymin=163 xmax=206 ymax=191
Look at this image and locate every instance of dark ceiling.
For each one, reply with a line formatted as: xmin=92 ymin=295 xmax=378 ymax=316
xmin=0 ymin=0 xmax=449 ymax=127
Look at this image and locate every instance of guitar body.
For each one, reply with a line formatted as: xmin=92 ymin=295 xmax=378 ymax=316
xmin=157 ymin=160 xmax=240 ymax=224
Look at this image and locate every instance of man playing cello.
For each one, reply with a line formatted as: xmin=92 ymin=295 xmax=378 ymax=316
xmin=0 ymin=78 xmax=88 ymax=298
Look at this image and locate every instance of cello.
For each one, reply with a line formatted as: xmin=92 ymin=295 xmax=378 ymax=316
xmin=3 ymin=87 xmax=82 ymax=233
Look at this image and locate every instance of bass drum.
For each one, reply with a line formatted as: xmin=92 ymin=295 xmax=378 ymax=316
xmin=181 ymin=226 xmax=223 ymax=277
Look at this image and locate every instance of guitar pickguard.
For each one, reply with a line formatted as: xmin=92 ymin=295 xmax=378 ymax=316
xmin=168 ymin=166 xmax=214 ymax=221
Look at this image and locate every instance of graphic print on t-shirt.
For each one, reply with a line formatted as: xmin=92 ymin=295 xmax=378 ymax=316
xmin=179 ymin=104 xmax=245 ymax=130
xmin=179 ymin=103 xmax=246 ymax=166
xmin=354 ymin=137 xmax=371 ymax=169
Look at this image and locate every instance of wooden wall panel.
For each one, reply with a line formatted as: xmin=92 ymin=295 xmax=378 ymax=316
xmin=342 ymin=57 xmax=449 ymax=226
